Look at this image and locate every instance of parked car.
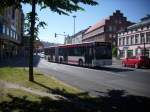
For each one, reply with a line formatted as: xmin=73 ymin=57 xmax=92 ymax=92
xmin=122 ymin=56 xmax=150 ymax=68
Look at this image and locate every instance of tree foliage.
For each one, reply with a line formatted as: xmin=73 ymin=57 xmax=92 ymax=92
xmin=112 ymin=46 xmax=117 ymax=57
xmin=0 ymin=0 xmax=98 ymax=15
xmin=24 ymin=12 xmax=47 ymax=38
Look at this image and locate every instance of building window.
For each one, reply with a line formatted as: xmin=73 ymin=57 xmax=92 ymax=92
xmin=135 ymin=49 xmax=138 ymax=55
xmin=141 ymin=49 xmax=149 ymax=57
xmin=7 ymin=27 xmax=9 ymax=36
xmin=113 ymin=26 xmax=116 ymax=31
xmin=115 ymin=20 xmax=118 ymax=24
xmin=126 ymin=36 xmax=130 ymax=45
xmin=135 ymin=34 xmax=139 ymax=44
xmin=123 ymin=37 xmax=125 ymax=45
xmin=131 ymin=35 xmax=134 ymax=45
xmin=127 ymin=50 xmax=133 ymax=58
xmin=13 ymin=31 xmax=15 ymax=39
xmin=2 ymin=25 xmax=5 ymax=34
xmin=119 ymin=38 xmax=121 ymax=46
xmin=16 ymin=33 xmax=18 ymax=40
xmin=10 ymin=30 xmax=12 ymax=38
xmin=12 ymin=8 xmax=15 ymax=20
xmin=109 ymin=26 xmax=112 ymax=31
xmin=140 ymin=33 xmax=145 ymax=43
xmin=119 ymin=50 xmax=124 ymax=58
xmin=146 ymin=32 xmax=150 ymax=43
xmin=0 ymin=23 xmax=2 ymax=33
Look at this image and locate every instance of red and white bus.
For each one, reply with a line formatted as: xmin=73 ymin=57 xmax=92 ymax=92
xmin=44 ymin=42 xmax=112 ymax=67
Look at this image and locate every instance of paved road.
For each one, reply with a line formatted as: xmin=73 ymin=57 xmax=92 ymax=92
xmin=37 ymin=57 xmax=150 ymax=97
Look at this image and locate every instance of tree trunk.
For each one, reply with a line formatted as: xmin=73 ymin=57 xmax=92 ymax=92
xmin=29 ymin=0 xmax=36 ymax=81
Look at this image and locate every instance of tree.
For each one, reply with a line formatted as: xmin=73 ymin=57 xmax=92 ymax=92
xmin=24 ymin=12 xmax=47 ymax=54
xmin=112 ymin=46 xmax=117 ymax=57
xmin=0 ymin=0 xmax=98 ymax=81
xmin=24 ymin=12 xmax=47 ymax=38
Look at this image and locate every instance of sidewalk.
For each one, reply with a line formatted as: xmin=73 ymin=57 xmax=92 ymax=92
xmin=112 ymin=57 xmax=122 ymax=66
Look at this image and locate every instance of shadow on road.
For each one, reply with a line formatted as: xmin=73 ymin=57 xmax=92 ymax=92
xmin=0 ymin=55 xmax=40 ymax=67
xmin=92 ymin=66 xmax=134 ymax=73
xmin=0 ymin=88 xmax=150 ymax=112
xmin=50 ymin=61 xmax=135 ymax=73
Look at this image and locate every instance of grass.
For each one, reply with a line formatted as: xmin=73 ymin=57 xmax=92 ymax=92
xmin=0 ymin=67 xmax=150 ymax=112
xmin=0 ymin=88 xmax=41 ymax=103
xmin=0 ymin=67 xmax=80 ymax=94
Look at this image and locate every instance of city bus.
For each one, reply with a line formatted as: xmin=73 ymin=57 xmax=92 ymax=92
xmin=44 ymin=42 xmax=112 ymax=67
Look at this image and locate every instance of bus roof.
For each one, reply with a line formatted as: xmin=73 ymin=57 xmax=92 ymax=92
xmin=45 ymin=41 xmax=111 ymax=49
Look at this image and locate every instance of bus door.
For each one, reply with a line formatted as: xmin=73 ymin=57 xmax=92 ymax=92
xmin=64 ymin=48 xmax=68 ymax=63
xmin=55 ymin=47 xmax=59 ymax=62
xmin=85 ymin=46 xmax=92 ymax=65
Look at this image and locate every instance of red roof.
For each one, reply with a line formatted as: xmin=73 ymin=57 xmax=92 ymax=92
xmin=85 ymin=17 xmax=110 ymax=34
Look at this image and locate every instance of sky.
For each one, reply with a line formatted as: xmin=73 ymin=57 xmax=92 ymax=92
xmin=22 ymin=0 xmax=150 ymax=44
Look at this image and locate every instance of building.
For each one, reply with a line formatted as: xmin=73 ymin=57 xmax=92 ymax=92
xmin=0 ymin=6 xmax=24 ymax=60
xmin=64 ymin=35 xmax=73 ymax=44
xmin=72 ymin=28 xmax=88 ymax=44
xmin=117 ymin=15 xmax=150 ymax=59
xmin=83 ymin=10 xmax=133 ymax=46
xmin=64 ymin=28 xmax=88 ymax=45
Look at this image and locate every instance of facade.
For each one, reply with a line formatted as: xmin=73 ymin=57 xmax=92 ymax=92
xmin=64 ymin=28 xmax=88 ymax=45
xmin=64 ymin=35 xmax=73 ymax=44
xmin=83 ymin=10 xmax=133 ymax=46
xmin=72 ymin=28 xmax=88 ymax=44
xmin=0 ymin=6 xmax=24 ymax=60
xmin=117 ymin=16 xmax=150 ymax=59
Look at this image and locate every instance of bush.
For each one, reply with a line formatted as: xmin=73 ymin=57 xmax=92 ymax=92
xmin=112 ymin=46 xmax=117 ymax=57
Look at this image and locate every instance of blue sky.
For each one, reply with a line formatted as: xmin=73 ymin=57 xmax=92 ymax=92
xmin=22 ymin=0 xmax=150 ymax=44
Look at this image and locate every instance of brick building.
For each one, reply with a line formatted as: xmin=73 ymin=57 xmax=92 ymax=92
xmin=0 ymin=6 xmax=24 ymax=60
xmin=83 ymin=10 xmax=133 ymax=46
xmin=117 ymin=15 xmax=150 ymax=59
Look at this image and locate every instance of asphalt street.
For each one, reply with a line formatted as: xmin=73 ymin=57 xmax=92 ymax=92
xmin=36 ymin=57 xmax=150 ymax=97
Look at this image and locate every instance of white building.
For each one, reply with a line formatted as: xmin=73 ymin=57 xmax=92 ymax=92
xmin=118 ymin=16 xmax=150 ymax=59
xmin=64 ymin=28 xmax=88 ymax=45
xmin=72 ymin=32 xmax=83 ymax=44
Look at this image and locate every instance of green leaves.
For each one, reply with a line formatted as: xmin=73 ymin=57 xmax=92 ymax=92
xmin=40 ymin=0 xmax=98 ymax=15
xmin=24 ymin=12 xmax=47 ymax=39
xmin=0 ymin=0 xmax=98 ymax=15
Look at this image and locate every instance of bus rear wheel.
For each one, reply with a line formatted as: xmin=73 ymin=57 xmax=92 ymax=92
xmin=79 ymin=60 xmax=83 ymax=66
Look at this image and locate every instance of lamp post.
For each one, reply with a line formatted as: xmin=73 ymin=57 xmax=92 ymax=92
xmin=73 ymin=15 xmax=76 ymax=38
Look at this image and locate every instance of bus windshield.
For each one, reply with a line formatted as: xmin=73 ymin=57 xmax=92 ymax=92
xmin=95 ymin=45 xmax=112 ymax=59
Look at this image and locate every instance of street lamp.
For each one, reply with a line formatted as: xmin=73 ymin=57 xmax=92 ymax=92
xmin=73 ymin=15 xmax=76 ymax=38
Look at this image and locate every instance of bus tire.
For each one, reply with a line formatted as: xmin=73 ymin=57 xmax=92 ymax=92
xmin=59 ymin=58 xmax=62 ymax=64
xmin=79 ymin=59 xmax=83 ymax=66
xmin=48 ymin=57 xmax=50 ymax=62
